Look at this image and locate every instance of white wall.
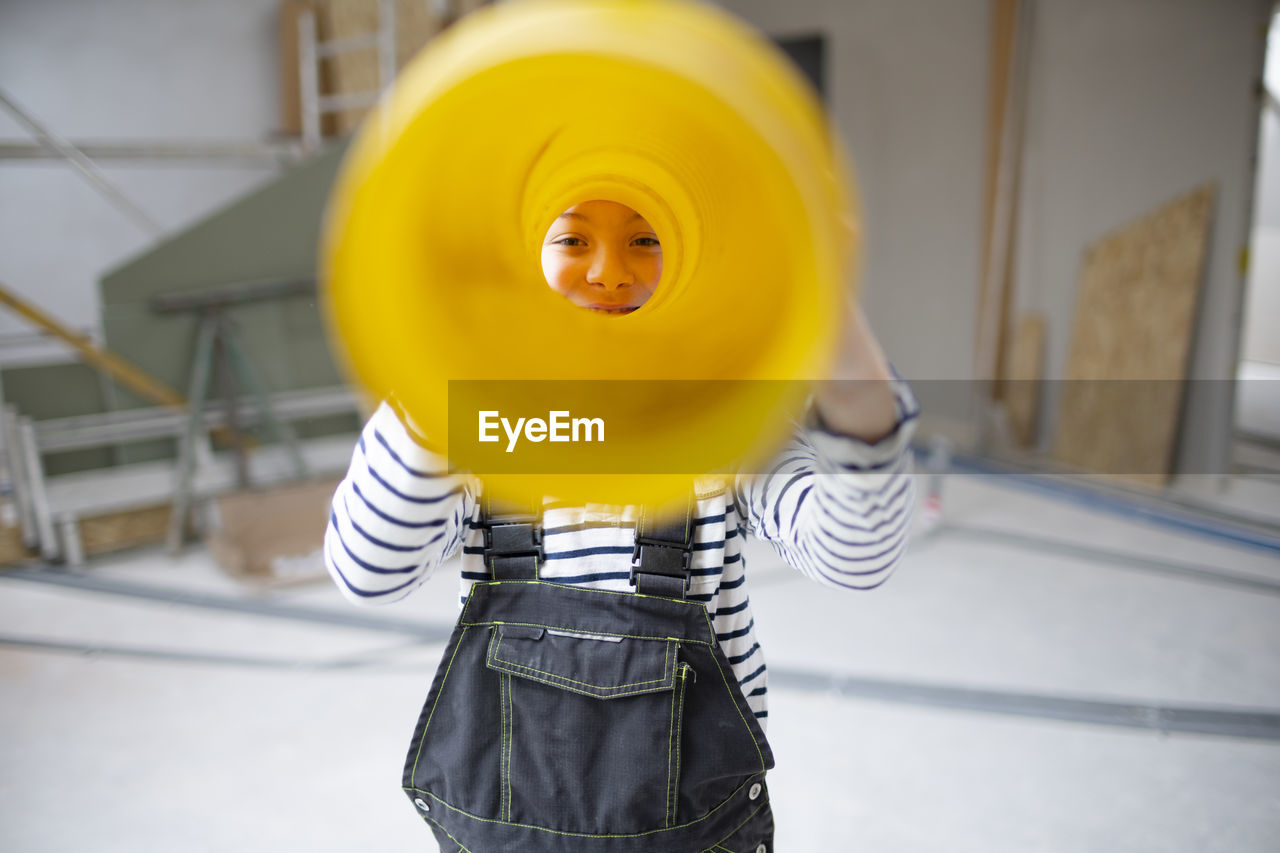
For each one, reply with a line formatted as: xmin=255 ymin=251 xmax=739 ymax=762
xmin=1244 ymin=229 xmax=1280 ymax=365
xmin=1 ymin=0 xmax=1269 ymax=474
xmin=719 ymin=0 xmax=1270 ymax=478
xmin=0 ymin=0 xmax=285 ymax=367
xmin=717 ymin=0 xmax=990 ymax=382
xmin=1013 ymin=0 xmax=1269 ymax=476
xmin=1243 ymin=10 xmax=1280 ymax=368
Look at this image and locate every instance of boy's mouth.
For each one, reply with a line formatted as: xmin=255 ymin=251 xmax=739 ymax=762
xmin=587 ymin=304 xmax=638 ymax=315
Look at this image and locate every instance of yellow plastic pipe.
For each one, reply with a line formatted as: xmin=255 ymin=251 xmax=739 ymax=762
xmin=322 ymin=0 xmax=860 ymax=507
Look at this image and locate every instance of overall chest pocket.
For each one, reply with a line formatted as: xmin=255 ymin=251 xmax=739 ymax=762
xmin=485 ymin=624 xmax=692 ymax=835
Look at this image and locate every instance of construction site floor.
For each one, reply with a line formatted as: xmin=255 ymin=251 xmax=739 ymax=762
xmin=2 ymin=473 xmax=1279 ymax=852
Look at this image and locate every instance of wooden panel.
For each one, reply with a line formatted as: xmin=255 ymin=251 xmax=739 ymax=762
xmin=277 ymin=0 xmax=319 ymax=136
xmin=977 ymin=0 xmax=1023 ymax=390
xmin=1051 ymin=184 xmax=1216 ymax=487
xmin=0 ymin=524 xmax=35 ymax=566
xmin=317 ymin=0 xmax=382 ymax=134
xmin=207 ymin=478 xmax=341 ymax=585
xmin=1003 ymin=312 xmax=1046 ymax=447
xmin=80 ymin=505 xmax=172 ymax=556
xmin=316 ymin=0 xmax=464 ymax=135
xmin=394 ymin=0 xmax=449 ymax=68
xmin=0 ymin=505 xmax=173 ymax=567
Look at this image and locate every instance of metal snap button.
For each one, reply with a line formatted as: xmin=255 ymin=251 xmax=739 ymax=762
xmin=414 ymin=797 xmax=430 ymax=812
xmin=755 ymin=845 xmax=767 ymax=853
xmin=749 ymin=782 xmax=762 ymax=801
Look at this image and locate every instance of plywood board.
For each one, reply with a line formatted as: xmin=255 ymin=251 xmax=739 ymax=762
xmin=979 ymin=0 xmax=1023 ymax=392
xmin=0 ymin=523 xmax=36 ymax=566
xmin=278 ymin=1 xmax=492 ymax=138
xmin=1004 ymin=312 xmax=1046 ymax=447
xmin=0 ymin=504 xmax=173 ymax=567
xmin=80 ymin=505 xmax=172 ymax=556
xmin=1051 ymin=184 xmax=1216 ymax=487
xmin=317 ymin=0 xmax=381 ymax=134
xmin=277 ymin=0 xmax=319 ymax=136
xmin=207 ymin=477 xmax=341 ymax=586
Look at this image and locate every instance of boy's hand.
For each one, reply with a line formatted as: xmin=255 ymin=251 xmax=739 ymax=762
xmin=811 ymin=297 xmax=900 ymax=444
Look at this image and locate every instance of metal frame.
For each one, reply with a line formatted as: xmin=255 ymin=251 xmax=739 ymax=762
xmin=166 ymin=311 xmax=311 ymax=553
xmin=2 ymin=405 xmax=38 ymax=552
xmin=298 ymin=0 xmax=399 ymax=153
xmin=0 ymin=139 xmax=305 ymax=166
xmin=1 ymin=386 xmax=358 ymax=566
xmin=0 ymin=89 xmax=164 ymax=236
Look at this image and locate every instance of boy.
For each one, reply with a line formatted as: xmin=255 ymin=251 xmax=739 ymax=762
xmin=325 ymin=200 xmax=917 ymax=852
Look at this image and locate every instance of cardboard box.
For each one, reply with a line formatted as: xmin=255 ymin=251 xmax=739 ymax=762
xmin=207 ymin=477 xmax=341 ymax=586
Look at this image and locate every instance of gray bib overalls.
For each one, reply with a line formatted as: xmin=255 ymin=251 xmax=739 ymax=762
xmin=401 ymin=497 xmax=776 ymax=852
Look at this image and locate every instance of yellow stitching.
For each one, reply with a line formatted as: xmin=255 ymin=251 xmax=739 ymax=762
xmin=498 ymin=671 xmax=508 ymax=822
xmin=499 ymin=670 xmax=506 ymax=821
xmin=485 ymin=630 xmax=676 ymax=698
xmin=453 ymin=568 xmax=729 ymax=640
xmin=402 ymin=775 xmax=758 ymax=838
xmin=504 ymin=673 xmax=513 ymax=821
xmin=488 ymin=666 xmax=674 ymax=699
xmin=459 ymin=584 xmax=481 ymax=622
xmin=410 ymin=625 xmax=469 ymax=783
xmin=475 ymin=579 xmax=708 ymax=609
xmin=495 ymin=674 xmax=669 ymax=699
xmin=489 ymin=632 xmax=672 ymax=692
xmin=490 ymin=630 xmax=671 ymax=690
xmin=495 ymin=630 xmax=671 ymax=688
xmin=670 ymin=650 xmax=680 ymax=824
xmin=709 ymin=798 xmax=768 ymax=852
xmin=423 ymin=812 xmax=474 ymax=852
xmin=507 ymin=673 xmax=514 ymax=820
xmin=498 ymin=670 xmax=505 ymax=820
xmin=508 ymin=672 xmax=513 ymax=821
xmin=673 ymin=662 xmax=690 ymax=825
xmin=472 ymin=619 xmax=709 ymax=646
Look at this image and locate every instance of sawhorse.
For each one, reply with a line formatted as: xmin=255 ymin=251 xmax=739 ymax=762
xmin=155 ymin=280 xmax=313 ymax=553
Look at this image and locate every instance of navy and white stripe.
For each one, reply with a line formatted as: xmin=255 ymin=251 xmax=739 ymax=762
xmin=324 ymin=381 xmax=919 ymax=725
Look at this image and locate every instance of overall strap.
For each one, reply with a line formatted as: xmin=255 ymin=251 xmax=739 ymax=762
xmin=478 ymin=492 xmax=698 ymax=598
xmin=479 ymin=493 xmax=544 ymax=580
xmin=630 ymin=496 xmax=696 ymax=598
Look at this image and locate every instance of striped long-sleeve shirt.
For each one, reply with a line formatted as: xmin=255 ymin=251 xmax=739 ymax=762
xmin=324 ymin=380 xmax=919 ymax=724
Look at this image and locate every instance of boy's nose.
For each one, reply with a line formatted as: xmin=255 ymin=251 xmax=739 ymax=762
xmin=586 ymin=248 xmax=634 ymax=290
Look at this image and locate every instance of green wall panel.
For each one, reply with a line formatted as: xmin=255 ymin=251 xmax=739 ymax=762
xmin=99 ymin=140 xmax=351 ymax=411
xmin=100 ymin=141 xmax=349 ymax=303
xmin=2 ymin=141 xmax=360 ymax=481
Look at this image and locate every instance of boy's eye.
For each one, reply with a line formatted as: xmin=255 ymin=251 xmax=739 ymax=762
xmin=554 ymin=236 xmax=586 ymax=247
xmin=632 ymin=236 xmax=661 ymax=247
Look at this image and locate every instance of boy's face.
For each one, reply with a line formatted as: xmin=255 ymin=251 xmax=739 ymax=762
xmin=540 ymin=200 xmax=662 ymax=315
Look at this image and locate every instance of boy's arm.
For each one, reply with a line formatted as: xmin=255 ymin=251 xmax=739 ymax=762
xmin=734 ymin=302 xmax=919 ymax=589
xmin=324 ymin=400 xmax=475 ymax=605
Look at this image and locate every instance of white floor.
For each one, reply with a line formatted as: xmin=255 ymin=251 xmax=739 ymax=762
xmin=2 ymin=473 xmax=1279 ymax=852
